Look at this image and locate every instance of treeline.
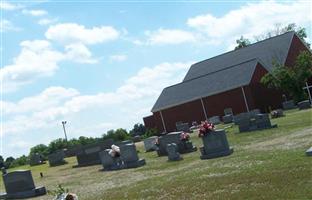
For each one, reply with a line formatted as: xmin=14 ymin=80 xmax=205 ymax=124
xmin=0 ymin=123 xmax=158 ymax=169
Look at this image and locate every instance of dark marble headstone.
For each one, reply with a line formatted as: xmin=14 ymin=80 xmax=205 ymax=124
xmin=157 ymin=132 xmax=197 ymax=156
xmin=238 ymin=113 xmax=277 ymax=133
xmin=99 ymin=150 xmax=122 ymax=171
xmin=167 ymin=143 xmax=182 ymax=161
xmin=120 ymin=143 xmax=145 ymax=168
xmin=29 ymin=153 xmax=44 ymax=166
xmin=0 ymin=170 xmax=46 ymax=199
xmin=143 ymin=136 xmax=158 ymax=152
xmin=298 ymin=100 xmax=311 ymax=110
xmin=48 ymin=150 xmax=67 ymax=167
xmin=176 ymin=122 xmax=190 ymax=132
xmin=208 ymin=116 xmax=221 ymax=125
xmin=224 ymin=108 xmax=233 ymax=116
xmin=200 ymin=130 xmax=233 ymax=159
xmin=222 ymin=114 xmax=233 ymax=124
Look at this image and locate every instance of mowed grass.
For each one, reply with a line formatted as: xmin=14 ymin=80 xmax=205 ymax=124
xmin=1 ymin=109 xmax=311 ymax=200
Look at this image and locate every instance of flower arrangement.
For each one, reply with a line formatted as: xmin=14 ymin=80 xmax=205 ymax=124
xmin=180 ymin=132 xmax=190 ymax=141
xmin=198 ymin=121 xmax=215 ymax=137
xmin=48 ymin=184 xmax=78 ymax=200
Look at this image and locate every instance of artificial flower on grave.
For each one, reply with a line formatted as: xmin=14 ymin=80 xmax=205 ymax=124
xmin=154 ymin=137 xmax=160 ymax=146
xmin=180 ymin=132 xmax=190 ymax=141
xmin=198 ymin=121 xmax=215 ymax=137
xmin=49 ymin=184 xmax=78 ymax=200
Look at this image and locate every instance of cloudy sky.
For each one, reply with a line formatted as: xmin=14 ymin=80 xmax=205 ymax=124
xmin=1 ymin=0 xmax=311 ymax=158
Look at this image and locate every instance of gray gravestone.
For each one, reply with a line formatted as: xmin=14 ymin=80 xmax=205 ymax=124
xmin=306 ymin=147 xmax=312 ymax=156
xmin=176 ymin=122 xmax=190 ymax=132
xmin=208 ymin=116 xmax=221 ymax=125
xmin=29 ymin=153 xmax=44 ymax=166
xmin=298 ymin=100 xmax=311 ymax=110
xmin=0 ymin=170 xmax=46 ymax=199
xmin=120 ymin=143 xmax=145 ymax=168
xmin=271 ymin=109 xmax=284 ymax=118
xmin=99 ymin=150 xmax=122 ymax=171
xmin=224 ymin=108 xmax=233 ymax=116
xmin=143 ymin=136 xmax=158 ymax=152
xmin=157 ymin=132 xmax=197 ymax=156
xmin=167 ymin=143 xmax=182 ymax=161
xmin=283 ymin=100 xmax=296 ymax=110
xmin=200 ymin=129 xmax=233 ymax=159
xmin=222 ymin=114 xmax=233 ymax=124
xmin=48 ymin=150 xmax=66 ymax=167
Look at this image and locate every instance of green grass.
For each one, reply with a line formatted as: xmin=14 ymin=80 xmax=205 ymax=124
xmin=1 ymin=109 xmax=312 ymax=199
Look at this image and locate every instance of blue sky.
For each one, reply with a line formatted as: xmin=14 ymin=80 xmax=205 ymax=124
xmin=1 ymin=0 xmax=311 ymax=158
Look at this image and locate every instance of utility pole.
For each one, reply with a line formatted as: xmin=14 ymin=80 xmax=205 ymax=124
xmin=62 ymin=121 xmax=68 ymax=142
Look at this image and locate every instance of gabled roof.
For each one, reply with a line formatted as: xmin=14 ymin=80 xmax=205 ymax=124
xmin=151 ymin=31 xmax=296 ymax=112
xmin=183 ymin=31 xmax=295 ymax=81
xmin=152 ymin=59 xmax=263 ymax=112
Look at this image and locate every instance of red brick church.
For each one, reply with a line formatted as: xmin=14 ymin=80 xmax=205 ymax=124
xmin=143 ymin=31 xmax=311 ymax=133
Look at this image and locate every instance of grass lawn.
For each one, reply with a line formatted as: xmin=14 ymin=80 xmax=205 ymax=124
xmin=1 ymin=109 xmax=311 ymax=200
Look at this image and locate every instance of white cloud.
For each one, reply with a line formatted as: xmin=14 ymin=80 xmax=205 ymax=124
xmin=22 ymin=9 xmax=48 ymax=16
xmin=187 ymin=0 xmax=311 ymax=44
xmin=0 ymin=1 xmax=22 ymax=10
xmin=109 ymin=54 xmax=127 ymax=62
xmin=1 ymin=19 xmax=20 ymax=32
xmin=65 ymin=43 xmax=98 ymax=64
xmin=1 ymin=40 xmax=65 ymax=92
xmin=45 ymin=23 xmax=120 ymax=45
xmin=38 ymin=18 xmax=58 ymax=26
xmin=144 ymin=29 xmax=197 ymax=45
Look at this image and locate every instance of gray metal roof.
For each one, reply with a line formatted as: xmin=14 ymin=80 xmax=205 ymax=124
xmin=151 ymin=32 xmax=295 ymax=112
xmin=152 ymin=58 xmax=261 ymax=112
xmin=184 ymin=31 xmax=294 ymax=81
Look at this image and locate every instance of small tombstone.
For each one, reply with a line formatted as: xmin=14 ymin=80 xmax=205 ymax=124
xmin=271 ymin=109 xmax=284 ymax=118
xmin=143 ymin=136 xmax=158 ymax=152
xmin=224 ymin=108 xmax=233 ymax=116
xmin=0 ymin=170 xmax=46 ymax=199
xmin=29 ymin=153 xmax=44 ymax=166
xmin=1 ymin=167 xmax=7 ymax=175
xmin=176 ymin=122 xmax=190 ymax=132
xmin=238 ymin=113 xmax=277 ymax=133
xmin=298 ymin=100 xmax=311 ymax=110
xmin=282 ymin=100 xmax=296 ymax=110
xmin=48 ymin=150 xmax=67 ymax=167
xmin=120 ymin=143 xmax=146 ymax=168
xmin=99 ymin=149 xmax=122 ymax=171
xmin=157 ymin=132 xmax=197 ymax=156
xmin=208 ymin=116 xmax=221 ymax=125
xmin=132 ymin=135 xmax=141 ymax=143
xmin=200 ymin=129 xmax=233 ymax=159
xmin=306 ymin=147 xmax=312 ymax=156
xmin=222 ymin=114 xmax=233 ymax=124
xmin=167 ymin=143 xmax=182 ymax=161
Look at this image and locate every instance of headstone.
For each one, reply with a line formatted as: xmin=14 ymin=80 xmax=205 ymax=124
xmin=208 ymin=116 xmax=221 ymax=125
xmin=249 ymin=109 xmax=260 ymax=118
xmin=222 ymin=114 xmax=233 ymax=124
xmin=200 ymin=129 xmax=233 ymax=159
xmin=120 ymin=143 xmax=146 ymax=168
xmin=73 ymin=139 xmax=114 ymax=167
xmin=306 ymin=147 xmax=312 ymax=156
xmin=48 ymin=150 xmax=67 ymax=167
xmin=29 ymin=153 xmax=44 ymax=166
xmin=0 ymin=170 xmax=46 ymax=199
xmin=282 ymin=100 xmax=296 ymax=110
xmin=271 ymin=109 xmax=284 ymax=118
xmin=143 ymin=136 xmax=158 ymax=152
xmin=298 ymin=100 xmax=311 ymax=110
xmin=99 ymin=150 xmax=122 ymax=171
xmin=1 ymin=167 xmax=7 ymax=175
xmin=167 ymin=143 xmax=182 ymax=161
xmin=132 ymin=135 xmax=141 ymax=143
xmin=157 ymin=132 xmax=197 ymax=156
xmin=176 ymin=122 xmax=190 ymax=132
xmin=238 ymin=113 xmax=277 ymax=133
xmin=224 ymin=108 xmax=233 ymax=116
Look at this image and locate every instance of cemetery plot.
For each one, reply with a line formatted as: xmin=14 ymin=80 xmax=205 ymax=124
xmin=48 ymin=150 xmax=67 ymax=167
xmin=167 ymin=143 xmax=183 ymax=161
xmin=143 ymin=136 xmax=158 ymax=152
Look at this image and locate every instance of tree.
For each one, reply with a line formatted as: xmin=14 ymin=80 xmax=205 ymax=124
xmin=114 ymin=128 xmax=130 ymax=141
xmin=261 ymin=51 xmax=312 ymax=102
xmin=129 ymin=123 xmax=146 ymax=136
xmin=234 ymin=36 xmax=251 ymax=50
xmin=48 ymin=138 xmax=68 ymax=154
xmin=4 ymin=157 xmax=15 ymax=168
xmin=0 ymin=155 xmax=4 ymax=168
xmin=29 ymin=144 xmax=49 ymax=159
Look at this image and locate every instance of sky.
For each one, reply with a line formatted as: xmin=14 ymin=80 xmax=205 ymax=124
xmin=1 ymin=0 xmax=311 ymax=158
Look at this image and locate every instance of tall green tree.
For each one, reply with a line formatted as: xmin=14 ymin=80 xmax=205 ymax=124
xmin=234 ymin=36 xmax=251 ymax=50
xmin=261 ymin=51 xmax=312 ymax=102
xmin=29 ymin=144 xmax=50 ymax=159
xmin=129 ymin=123 xmax=146 ymax=136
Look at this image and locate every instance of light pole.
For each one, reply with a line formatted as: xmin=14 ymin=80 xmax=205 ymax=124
xmin=62 ymin=121 xmax=68 ymax=142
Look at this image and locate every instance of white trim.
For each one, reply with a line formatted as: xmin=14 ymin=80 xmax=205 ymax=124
xmin=241 ymin=86 xmax=250 ymax=112
xmin=200 ymin=98 xmax=208 ymax=120
xmin=159 ymin=110 xmax=167 ymax=133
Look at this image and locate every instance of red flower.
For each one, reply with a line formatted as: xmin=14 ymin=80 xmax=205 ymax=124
xmin=180 ymin=132 xmax=190 ymax=141
xmin=198 ymin=121 xmax=215 ymax=137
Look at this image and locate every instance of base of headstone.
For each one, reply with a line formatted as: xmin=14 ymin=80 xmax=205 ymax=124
xmin=72 ymin=161 xmax=101 ymax=168
xmin=200 ymin=147 xmax=234 ymax=160
xmin=298 ymin=100 xmax=311 ymax=110
xmin=101 ymin=159 xmax=146 ymax=171
xmin=124 ymin=159 xmax=146 ymax=168
xmin=0 ymin=186 xmax=46 ymax=199
xmin=168 ymin=157 xmax=183 ymax=161
xmin=306 ymin=147 xmax=312 ymax=156
xmin=49 ymin=160 xmax=68 ymax=167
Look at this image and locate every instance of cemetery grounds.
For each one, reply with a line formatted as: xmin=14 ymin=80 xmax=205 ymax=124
xmin=1 ymin=109 xmax=311 ymax=200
